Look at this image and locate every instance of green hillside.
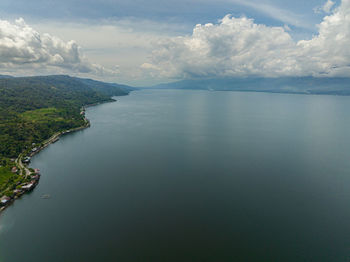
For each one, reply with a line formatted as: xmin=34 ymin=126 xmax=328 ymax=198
xmin=0 ymin=75 xmax=134 ymax=195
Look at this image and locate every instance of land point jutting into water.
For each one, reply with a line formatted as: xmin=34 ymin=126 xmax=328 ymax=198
xmin=0 ymin=75 xmax=134 ymax=214
xmin=0 ymin=108 xmax=90 ymax=212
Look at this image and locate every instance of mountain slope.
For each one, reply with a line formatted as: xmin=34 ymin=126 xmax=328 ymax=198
xmin=0 ymin=75 xmax=135 ymax=157
xmin=151 ymin=77 xmax=350 ymax=95
xmin=74 ymin=77 xmax=136 ymax=97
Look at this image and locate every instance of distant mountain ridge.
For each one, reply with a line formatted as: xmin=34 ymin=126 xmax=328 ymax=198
xmin=0 ymin=74 xmax=136 ymax=97
xmin=0 ymin=75 xmax=14 ymax=79
xmin=150 ymin=77 xmax=350 ymax=95
xmin=75 ymin=77 xmax=137 ymax=96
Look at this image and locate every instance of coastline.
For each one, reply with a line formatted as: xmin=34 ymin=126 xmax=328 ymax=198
xmin=0 ymin=100 xmax=114 ymax=214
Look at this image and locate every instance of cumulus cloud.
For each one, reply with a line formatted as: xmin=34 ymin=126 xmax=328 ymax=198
xmin=298 ymin=0 xmax=350 ymax=76
xmin=146 ymin=16 xmax=298 ymax=79
xmin=0 ymin=18 xmax=118 ymax=76
xmin=144 ymin=0 xmax=350 ymax=79
xmin=323 ymin=0 xmax=336 ymax=13
xmin=315 ymin=0 xmax=335 ymax=13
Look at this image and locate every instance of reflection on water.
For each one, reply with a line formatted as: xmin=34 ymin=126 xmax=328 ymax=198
xmin=1 ymin=90 xmax=350 ymax=262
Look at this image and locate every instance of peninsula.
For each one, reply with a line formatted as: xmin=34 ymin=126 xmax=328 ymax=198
xmin=0 ymin=75 xmax=135 ymax=212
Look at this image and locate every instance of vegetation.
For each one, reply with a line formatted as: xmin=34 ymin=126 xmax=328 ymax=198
xmin=0 ymin=166 xmax=13 ymax=192
xmin=0 ymin=74 xmax=133 ymax=198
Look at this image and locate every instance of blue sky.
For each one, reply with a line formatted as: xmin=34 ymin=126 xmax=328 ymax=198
xmin=0 ymin=0 xmax=331 ymax=24
xmin=0 ymin=0 xmax=347 ymax=85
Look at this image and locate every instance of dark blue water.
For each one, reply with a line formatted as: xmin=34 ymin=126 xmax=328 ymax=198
xmin=1 ymin=90 xmax=350 ymax=261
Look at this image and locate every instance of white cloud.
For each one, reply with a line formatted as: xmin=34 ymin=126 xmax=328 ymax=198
xmin=323 ymin=0 xmax=336 ymax=13
xmin=20 ymin=18 xmax=185 ymax=85
xmin=144 ymin=15 xmax=299 ymax=79
xmin=0 ymin=18 xmax=118 ymax=76
xmin=283 ymin=24 xmax=292 ymax=31
xmin=141 ymin=63 xmax=160 ymax=70
xmin=315 ymin=0 xmax=336 ymax=13
xmin=298 ymin=0 xmax=350 ymax=76
xmin=1 ymin=0 xmax=350 ymax=85
xmin=144 ymin=0 xmax=350 ymax=79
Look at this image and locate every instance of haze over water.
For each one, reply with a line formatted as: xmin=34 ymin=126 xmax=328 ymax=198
xmin=1 ymin=89 xmax=350 ymax=261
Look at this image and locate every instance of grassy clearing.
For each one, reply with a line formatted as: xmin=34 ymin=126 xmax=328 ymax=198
xmin=21 ymin=107 xmax=65 ymax=122
xmin=0 ymin=165 xmax=13 ymax=191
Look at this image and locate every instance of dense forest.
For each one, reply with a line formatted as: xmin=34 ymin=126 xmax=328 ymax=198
xmin=0 ymin=75 xmax=133 ymax=158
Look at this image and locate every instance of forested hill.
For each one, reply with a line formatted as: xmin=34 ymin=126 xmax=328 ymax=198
xmin=76 ymin=77 xmax=137 ymax=96
xmin=0 ymin=75 xmax=14 ymax=79
xmin=0 ymin=75 xmax=135 ymax=158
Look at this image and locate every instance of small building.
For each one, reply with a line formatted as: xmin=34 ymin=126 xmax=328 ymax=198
xmin=11 ymin=166 xmax=18 ymax=173
xmin=22 ymin=183 xmax=35 ymax=191
xmin=34 ymin=168 xmax=40 ymax=174
xmin=13 ymin=189 xmax=24 ymax=195
xmin=23 ymin=157 xmax=31 ymax=164
xmin=32 ymin=147 xmax=38 ymax=152
xmin=0 ymin=196 xmax=11 ymax=206
xmin=31 ymin=175 xmax=40 ymax=181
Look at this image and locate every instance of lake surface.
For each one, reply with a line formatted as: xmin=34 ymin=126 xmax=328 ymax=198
xmin=1 ymin=89 xmax=350 ymax=261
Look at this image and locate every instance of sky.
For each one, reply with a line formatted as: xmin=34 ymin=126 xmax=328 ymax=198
xmin=0 ymin=0 xmax=348 ymax=86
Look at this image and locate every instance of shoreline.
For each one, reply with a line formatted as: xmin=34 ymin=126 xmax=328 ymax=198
xmin=0 ymin=101 xmax=113 ymax=214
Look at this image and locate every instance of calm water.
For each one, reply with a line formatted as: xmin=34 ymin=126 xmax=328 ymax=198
xmin=1 ymin=90 xmax=350 ymax=261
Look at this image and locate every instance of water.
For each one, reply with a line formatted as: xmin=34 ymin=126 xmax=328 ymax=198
xmin=1 ymin=89 xmax=350 ymax=261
